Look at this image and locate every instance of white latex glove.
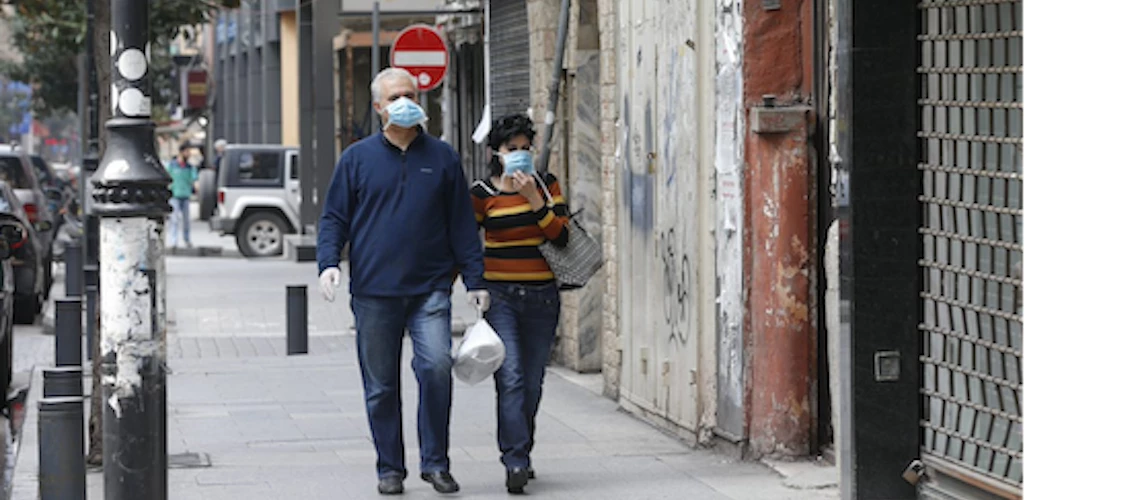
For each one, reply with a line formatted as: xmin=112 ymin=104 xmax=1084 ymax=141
xmin=319 ymin=268 xmax=341 ymax=302
xmin=467 ymin=290 xmax=491 ymax=313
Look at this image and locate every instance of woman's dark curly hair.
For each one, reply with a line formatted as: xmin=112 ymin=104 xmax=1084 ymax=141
xmin=487 ymin=113 xmax=536 ymax=176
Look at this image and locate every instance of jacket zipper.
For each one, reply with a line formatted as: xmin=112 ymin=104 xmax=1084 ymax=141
xmin=401 ymin=150 xmax=407 ymax=186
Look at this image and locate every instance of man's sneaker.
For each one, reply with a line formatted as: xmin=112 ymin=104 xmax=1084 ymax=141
xmin=377 ymin=475 xmax=404 ymax=495
xmin=506 ymin=467 xmax=528 ymax=494
xmin=420 ymin=471 xmax=460 ymax=494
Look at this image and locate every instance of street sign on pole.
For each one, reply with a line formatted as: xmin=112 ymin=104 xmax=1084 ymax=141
xmin=390 ymin=24 xmax=449 ymax=92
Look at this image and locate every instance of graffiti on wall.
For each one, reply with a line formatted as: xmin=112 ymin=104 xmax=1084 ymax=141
xmin=658 ymin=228 xmax=693 ymax=346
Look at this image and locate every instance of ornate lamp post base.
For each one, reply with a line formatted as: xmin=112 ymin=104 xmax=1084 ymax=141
xmin=88 ymin=1 xmax=170 ymax=498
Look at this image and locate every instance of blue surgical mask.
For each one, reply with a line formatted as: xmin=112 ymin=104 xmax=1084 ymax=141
xmin=384 ymin=97 xmax=426 ymax=129
xmin=499 ymin=150 xmax=535 ymax=176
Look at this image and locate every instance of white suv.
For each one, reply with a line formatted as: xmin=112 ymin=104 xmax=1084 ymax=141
xmin=209 ymin=144 xmax=301 ymax=258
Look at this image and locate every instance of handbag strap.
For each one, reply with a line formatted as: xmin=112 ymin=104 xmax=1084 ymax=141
xmin=533 ymin=173 xmax=555 ymax=205
xmin=474 ymin=179 xmax=498 ymax=196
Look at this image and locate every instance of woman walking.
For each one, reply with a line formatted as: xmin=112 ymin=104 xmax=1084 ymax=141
xmin=471 ymin=114 xmax=569 ymax=494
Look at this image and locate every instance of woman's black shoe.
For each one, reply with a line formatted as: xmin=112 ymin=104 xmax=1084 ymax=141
xmin=506 ymin=467 xmax=529 ymax=494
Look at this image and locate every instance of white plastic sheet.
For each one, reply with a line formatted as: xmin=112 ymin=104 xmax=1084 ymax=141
xmin=452 ymin=318 xmax=505 ymax=385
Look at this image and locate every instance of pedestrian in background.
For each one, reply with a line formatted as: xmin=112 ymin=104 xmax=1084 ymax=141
xmin=166 ymin=141 xmax=198 ymax=248
xmin=213 ymin=138 xmax=226 ymax=170
xmin=471 ymin=113 xmax=570 ymax=494
xmin=316 ymin=67 xmax=490 ymax=496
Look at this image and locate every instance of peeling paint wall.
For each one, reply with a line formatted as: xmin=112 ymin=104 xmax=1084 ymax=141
xmin=824 ymin=0 xmax=843 ymax=469
xmin=713 ymin=0 xmax=745 ymax=440
xmin=740 ymin=0 xmax=817 ymax=459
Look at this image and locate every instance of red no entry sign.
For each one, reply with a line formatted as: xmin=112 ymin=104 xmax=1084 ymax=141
xmin=390 ymin=24 xmax=449 ymax=92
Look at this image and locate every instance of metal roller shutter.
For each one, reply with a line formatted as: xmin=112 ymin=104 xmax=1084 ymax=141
xmin=489 ymin=0 xmax=531 ymax=119
xmin=917 ymin=0 xmax=1022 ymax=497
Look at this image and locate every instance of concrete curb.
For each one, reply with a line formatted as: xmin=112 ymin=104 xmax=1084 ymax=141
xmin=10 ymin=365 xmax=44 ymax=500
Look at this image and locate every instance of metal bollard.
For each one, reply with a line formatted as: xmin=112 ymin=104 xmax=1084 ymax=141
xmin=287 ymin=285 xmax=308 ymax=355
xmin=42 ymin=366 xmax=84 ymax=398
xmin=55 ymin=297 xmax=83 ymax=367
xmin=64 ymin=244 xmax=83 ymax=297
xmin=84 ymin=264 xmax=98 ymax=361
xmin=38 ymin=396 xmax=87 ymax=500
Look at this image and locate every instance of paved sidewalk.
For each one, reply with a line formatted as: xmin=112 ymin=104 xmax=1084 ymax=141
xmin=10 ymin=215 xmax=839 ymax=499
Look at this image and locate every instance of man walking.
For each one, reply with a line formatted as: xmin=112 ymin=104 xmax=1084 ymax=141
xmin=166 ymin=141 xmax=198 ymax=248
xmin=317 ymin=67 xmax=490 ymax=496
xmin=212 ymin=138 xmax=226 ymax=170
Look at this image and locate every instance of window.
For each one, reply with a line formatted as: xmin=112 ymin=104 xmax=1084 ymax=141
xmin=0 ymin=158 xmax=31 ymax=189
xmin=288 ymin=153 xmax=298 ymax=180
xmin=237 ymin=152 xmax=281 ymax=182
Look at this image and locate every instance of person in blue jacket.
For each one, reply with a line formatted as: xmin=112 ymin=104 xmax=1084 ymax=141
xmin=316 ymin=67 xmax=490 ymax=496
xmin=166 ymin=142 xmax=199 ymax=248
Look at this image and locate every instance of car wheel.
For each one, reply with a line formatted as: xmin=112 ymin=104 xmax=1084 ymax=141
xmin=198 ymin=169 xmax=217 ymax=221
xmin=14 ymin=294 xmax=40 ymax=325
xmin=237 ymin=212 xmax=287 ymax=258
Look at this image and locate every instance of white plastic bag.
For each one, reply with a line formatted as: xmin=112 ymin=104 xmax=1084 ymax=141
xmin=452 ymin=318 xmax=505 ymax=385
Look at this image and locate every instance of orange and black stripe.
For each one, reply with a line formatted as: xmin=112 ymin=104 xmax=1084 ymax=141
xmin=471 ymin=173 xmax=569 ymax=284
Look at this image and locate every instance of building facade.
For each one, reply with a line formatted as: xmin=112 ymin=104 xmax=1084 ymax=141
xmin=525 ymin=0 xmax=1023 ymax=499
xmin=204 ymin=1 xmax=1023 ymax=498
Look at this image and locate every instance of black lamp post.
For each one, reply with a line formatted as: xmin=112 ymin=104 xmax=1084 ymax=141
xmin=87 ymin=0 xmax=170 ymax=498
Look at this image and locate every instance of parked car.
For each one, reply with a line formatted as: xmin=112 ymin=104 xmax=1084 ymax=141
xmin=0 ymin=149 xmax=53 ymax=301
xmin=29 ymin=154 xmax=76 ymax=256
xmin=0 ymin=202 xmax=24 ymax=398
xmin=210 ymin=144 xmax=301 ymax=258
xmin=0 ymin=181 xmax=45 ymax=324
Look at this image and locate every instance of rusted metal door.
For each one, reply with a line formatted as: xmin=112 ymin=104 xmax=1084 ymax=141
xmin=917 ymin=0 xmax=1022 ymax=497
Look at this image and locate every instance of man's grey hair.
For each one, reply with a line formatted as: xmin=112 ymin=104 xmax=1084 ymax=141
xmin=370 ymin=67 xmax=418 ymax=104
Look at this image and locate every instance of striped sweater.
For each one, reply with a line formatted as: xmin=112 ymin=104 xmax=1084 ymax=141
xmin=471 ymin=173 xmax=570 ymax=284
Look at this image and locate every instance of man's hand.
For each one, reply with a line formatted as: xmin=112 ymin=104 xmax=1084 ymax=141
xmin=467 ymin=290 xmax=491 ymax=313
xmin=319 ymin=268 xmax=341 ymax=302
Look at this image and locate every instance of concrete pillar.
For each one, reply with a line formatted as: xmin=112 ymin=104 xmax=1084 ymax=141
xmin=596 ymin=0 xmax=621 ymax=398
xmin=741 ymin=0 xmax=817 ymax=459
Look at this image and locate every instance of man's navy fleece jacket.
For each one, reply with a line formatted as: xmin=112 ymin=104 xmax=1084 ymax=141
xmin=317 ymin=130 xmax=486 ymax=297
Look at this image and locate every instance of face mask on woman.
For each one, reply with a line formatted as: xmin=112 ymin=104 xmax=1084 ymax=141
xmin=499 ymin=150 xmax=535 ymax=176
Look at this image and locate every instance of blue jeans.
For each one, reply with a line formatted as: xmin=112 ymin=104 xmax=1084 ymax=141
xmin=485 ymin=282 xmax=561 ymax=470
xmin=352 ymin=291 xmax=454 ymax=479
xmin=168 ymin=197 xmax=190 ymax=245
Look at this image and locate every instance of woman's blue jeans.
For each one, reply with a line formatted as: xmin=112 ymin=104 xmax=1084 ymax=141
xmin=484 ymin=281 xmax=561 ymax=470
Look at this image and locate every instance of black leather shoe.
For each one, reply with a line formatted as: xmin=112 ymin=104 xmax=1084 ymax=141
xmin=527 ymin=467 xmax=536 ymax=480
xmin=420 ymin=471 xmax=460 ymax=494
xmin=506 ymin=467 xmax=529 ymax=494
xmin=377 ymin=476 xmax=404 ymax=495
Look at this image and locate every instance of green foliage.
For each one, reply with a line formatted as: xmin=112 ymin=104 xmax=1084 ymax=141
xmin=0 ymin=0 xmax=226 ymax=116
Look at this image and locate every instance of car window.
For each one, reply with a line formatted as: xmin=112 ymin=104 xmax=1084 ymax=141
xmin=30 ymin=156 xmax=53 ymax=185
xmin=288 ymin=153 xmax=298 ymax=180
xmin=0 ymin=157 xmax=31 ymax=189
xmin=237 ymin=152 xmax=281 ymax=182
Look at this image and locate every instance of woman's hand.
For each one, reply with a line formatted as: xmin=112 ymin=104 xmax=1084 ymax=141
xmin=513 ymin=172 xmax=545 ymax=209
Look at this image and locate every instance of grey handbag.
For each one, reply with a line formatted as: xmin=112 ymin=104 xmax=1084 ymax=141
xmin=533 ymin=176 xmax=603 ymax=290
